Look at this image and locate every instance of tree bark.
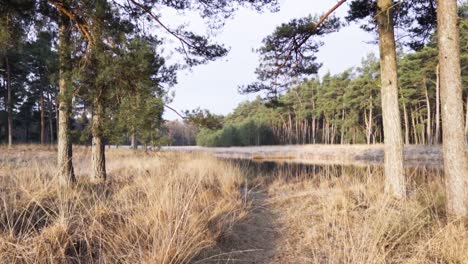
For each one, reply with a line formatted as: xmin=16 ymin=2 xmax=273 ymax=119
xmin=6 ymin=57 xmax=12 ymax=147
xmin=57 ymin=12 xmax=76 ymax=186
xmin=91 ymin=97 xmax=106 ymax=181
xmin=437 ymin=0 xmax=468 ymax=217
xmin=377 ymin=0 xmax=406 ymax=199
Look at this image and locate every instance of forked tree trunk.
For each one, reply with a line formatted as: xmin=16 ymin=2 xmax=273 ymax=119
xmin=437 ymin=0 xmax=468 ymax=217
xmin=377 ymin=0 xmax=406 ymax=199
xmin=57 ymin=13 xmax=76 ymax=185
xmin=40 ymin=88 xmax=46 ymax=144
xmin=91 ymin=97 xmax=106 ymax=181
xmin=6 ymin=57 xmax=12 ymax=147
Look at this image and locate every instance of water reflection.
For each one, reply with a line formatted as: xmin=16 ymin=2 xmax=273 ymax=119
xmin=226 ymin=158 xmax=444 ymax=186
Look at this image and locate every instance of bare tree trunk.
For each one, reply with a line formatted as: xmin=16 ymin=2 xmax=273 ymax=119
xmin=57 ymin=13 xmax=75 ymax=185
xmin=419 ymin=113 xmax=426 ymax=144
xmin=341 ymin=109 xmax=345 ymax=144
xmin=423 ymin=77 xmax=432 ymax=144
xmin=48 ymin=93 xmax=54 ymax=144
xmin=435 ymin=64 xmax=441 ymax=144
xmin=402 ymin=97 xmax=410 ymax=145
xmin=40 ymin=88 xmax=46 ymax=144
xmin=377 ymin=0 xmax=406 ymax=198
xmin=331 ymin=122 xmax=335 ymax=144
xmin=465 ymin=94 xmax=468 ymax=141
xmin=312 ymin=116 xmax=316 ymax=144
xmin=6 ymin=57 xmax=12 ymax=147
xmin=294 ymin=113 xmax=299 ymax=144
xmin=131 ymin=133 xmax=137 ymax=149
xmin=411 ymin=109 xmax=418 ymax=144
xmin=437 ymin=0 xmax=468 ymax=217
xmin=369 ymin=97 xmax=374 ymax=144
xmin=288 ymin=112 xmax=293 ymax=144
xmin=91 ymin=97 xmax=106 ymax=181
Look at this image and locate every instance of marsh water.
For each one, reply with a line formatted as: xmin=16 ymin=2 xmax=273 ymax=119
xmin=226 ymin=158 xmax=444 ymax=186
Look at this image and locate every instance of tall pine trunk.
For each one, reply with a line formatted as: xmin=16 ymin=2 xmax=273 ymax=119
xmin=368 ymin=97 xmax=374 ymax=145
xmin=57 ymin=12 xmax=76 ymax=185
xmin=6 ymin=57 xmax=12 ymax=147
xmin=437 ymin=0 xmax=468 ymax=217
xmin=435 ymin=64 xmax=441 ymax=144
xmin=423 ymin=77 xmax=432 ymax=144
xmin=40 ymin=88 xmax=46 ymax=144
xmin=48 ymin=93 xmax=55 ymax=144
xmin=402 ymin=97 xmax=410 ymax=145
xmin=312 ymin=116 xmax=316 ymax=144
xmin=465 ymin=94 xmax=468 ymax=140
xmin=131 ymin=133 xmax=137 ymax=149
xmin=377 ymin=0 xmax=406 ymax=198
xmin=411 ymin=109 xmax=418 ymax=144
xmin=91 ymin=96 xmax=106 ymax=181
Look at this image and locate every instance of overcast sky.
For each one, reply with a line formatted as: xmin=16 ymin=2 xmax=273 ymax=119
xmin=160 ymin=0 xmax=380 ymax=120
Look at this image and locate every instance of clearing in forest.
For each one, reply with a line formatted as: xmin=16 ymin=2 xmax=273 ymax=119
xmin=1 ymin=146 xmax=466 ymax=263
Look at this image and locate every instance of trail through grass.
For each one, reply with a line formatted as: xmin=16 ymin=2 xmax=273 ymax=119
xmin=0 ymin=145 xmax=467 ymax=263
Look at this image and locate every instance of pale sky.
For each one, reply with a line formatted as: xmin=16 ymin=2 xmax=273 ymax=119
xmin=160 ymin=0 xmax=380 ymax=120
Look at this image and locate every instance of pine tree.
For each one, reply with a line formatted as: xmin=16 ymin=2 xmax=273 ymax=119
xmin=57 ymin=8 xmax=76 ymax=185
xmin=437 ymin=0 xmax=468 ymax=217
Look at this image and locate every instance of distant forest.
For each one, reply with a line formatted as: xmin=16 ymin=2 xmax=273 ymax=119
xmin=1 ymin=3 xmax=466 ymax=148
xmin=172 ymin=23 xmax=467 ymax=147
xmin=2 ymin=23 xmax=467 ymax=147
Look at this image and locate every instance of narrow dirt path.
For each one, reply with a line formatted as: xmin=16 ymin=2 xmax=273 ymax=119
xmin=218 ymin=190 xmax=284 ymax=263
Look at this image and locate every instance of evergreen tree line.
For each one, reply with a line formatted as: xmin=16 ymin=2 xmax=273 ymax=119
xmin=0 ymin=0 xmax=278 ymax=183
xmin=1 ymin=0 xmax=467 ymax=216
xmin=195 ymin=26 xmax=467 ymax=147
xmin=194 ymin=0 xmax=468 ymax=217
xmin=0 ymin=30 xmax=170 ymax=146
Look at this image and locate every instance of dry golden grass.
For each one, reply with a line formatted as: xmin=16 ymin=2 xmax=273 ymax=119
xmin=1 ymin=145 xmax=467 ymax=263
xmin=0 ymin=146 xmax=248 ymax=263
xmin=265 ymin=166 xmax=468 ymax=263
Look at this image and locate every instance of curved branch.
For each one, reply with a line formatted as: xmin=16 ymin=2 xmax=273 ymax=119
xmin=164 ymin=104 xmax=186 ymax=119
xmin=274 ymin=0 xmax=347 ymax=76
xmin=48 ymin=0 xmax=94 ymax=45
xmin=128 ymin=0 xmax=196 ymax=50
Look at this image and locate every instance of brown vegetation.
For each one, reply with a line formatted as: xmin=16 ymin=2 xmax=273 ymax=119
xmin=0 ymin=146 xmax=248 ymax=263
xmin=249 ymin=166 xmax=468 ymax=263
xmin=1 ymin=145 xmax=467 ymax=263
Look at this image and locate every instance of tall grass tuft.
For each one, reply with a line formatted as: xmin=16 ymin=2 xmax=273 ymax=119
xmin=0 ymin=147 xmax=248 ymax=263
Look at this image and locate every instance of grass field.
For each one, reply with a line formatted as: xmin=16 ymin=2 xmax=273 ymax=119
xmin=0 ymin=145 xmax=467 ymax=263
